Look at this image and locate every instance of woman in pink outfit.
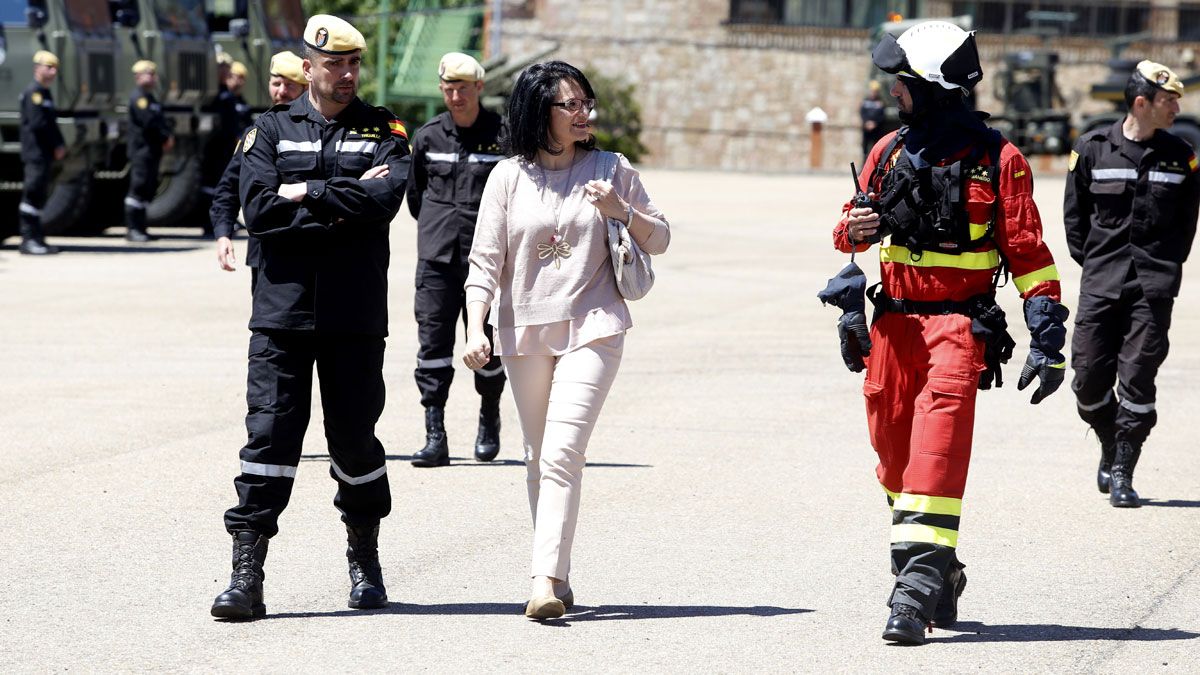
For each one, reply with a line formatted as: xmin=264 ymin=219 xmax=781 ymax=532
xmin=462 ymin=61 xmax=670 ymax=620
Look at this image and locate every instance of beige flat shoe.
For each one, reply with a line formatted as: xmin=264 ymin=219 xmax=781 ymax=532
xmin=525 ymin=595 xmax=566 ymax=620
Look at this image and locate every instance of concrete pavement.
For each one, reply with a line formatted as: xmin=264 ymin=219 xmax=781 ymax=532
xmin=0 ymin=169 xmax=1198 ymax=672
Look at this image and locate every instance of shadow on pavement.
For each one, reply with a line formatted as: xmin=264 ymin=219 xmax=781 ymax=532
xmin=49 ymin=244 xmax=203 ymax=254
xmin=931 ymin=621 xmax=1199 ymax=643
xmin=298 ymin=455 xmax=651 ymax=468
xmin=254 ymin=603 xmax=812 ymax=623
xmin=1140 ymin=498 xmax=1200 ymax=508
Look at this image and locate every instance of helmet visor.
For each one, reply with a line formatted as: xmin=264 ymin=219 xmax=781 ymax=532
xmin=872 ymin=34 xmax=915 ymax=77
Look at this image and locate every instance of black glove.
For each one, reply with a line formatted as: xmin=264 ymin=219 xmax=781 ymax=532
xmin=837 ymin=310 xmax=872 ymax=372
xmin=819 ymin=263 xmax=872 ymax=373
xmin=1016 ymin=297 xmax=1069 ymax=404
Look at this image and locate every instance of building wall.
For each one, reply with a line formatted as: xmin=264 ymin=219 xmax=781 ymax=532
xmin=501 ymin=0 xmax=1200 ymax=171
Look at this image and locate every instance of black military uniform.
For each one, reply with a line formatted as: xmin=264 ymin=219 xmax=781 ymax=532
xmin=18 ymin=78 xmax=65 ymax=255
xmin=209 ymin=133 xmax=261 ymax=288
xmin=406 ymin=108 xmax=507 ymax=465
xmin=124 ymin=85 xmax=173 ymax=242
xmin=202 ymin=85 xmax=254 ymax=220
xmin=1064 ymin=119 xmax=1200 ymax=504
xmin=225 ymin=91 xmax=409 ymax=536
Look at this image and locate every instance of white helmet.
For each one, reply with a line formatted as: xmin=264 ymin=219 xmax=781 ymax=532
xmin=873 ymin=21 xmax=982 ymax=93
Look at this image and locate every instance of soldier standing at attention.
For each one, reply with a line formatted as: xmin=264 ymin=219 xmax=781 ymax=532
xmin=212 ymin=51 xmax=309 ymax=285
xmin=407 ymin=53 xmax=508 ymax=467
xmin=1064 ymin=61 xmax=1200 ymax=508
xmin=124 ymin=60 xmax=174 ymax=243
xmin=17 ymin=50 xmax=66 ymax=256
xmin=210 ymin=15 xmax=411 ymax=620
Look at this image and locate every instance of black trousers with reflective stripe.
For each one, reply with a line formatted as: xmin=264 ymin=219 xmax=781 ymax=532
xmin=224 ymin=329 xmax=391 ymax=537
xmin=20 ymin=160 xmax=50 ymax=239
xmin=1071 ymin=276 xmax=1173 ymax=447
xmin=414 ymin=256 xmax=505 ymax=408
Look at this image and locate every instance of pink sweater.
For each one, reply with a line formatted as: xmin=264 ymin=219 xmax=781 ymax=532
xmin=465 ymin=150 xmax=670 ymax=328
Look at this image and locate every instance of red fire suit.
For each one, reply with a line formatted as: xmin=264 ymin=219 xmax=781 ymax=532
xmin=834 ymin=131 xmax=1062 ymax=616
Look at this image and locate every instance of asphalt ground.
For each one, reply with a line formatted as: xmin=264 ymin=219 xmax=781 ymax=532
xmin=1 ymin=169 xmax=1198 ymax=672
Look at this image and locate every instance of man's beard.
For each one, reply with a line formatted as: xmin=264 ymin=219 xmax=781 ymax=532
xmin=316 ymin=80 xmax=356 ymax=105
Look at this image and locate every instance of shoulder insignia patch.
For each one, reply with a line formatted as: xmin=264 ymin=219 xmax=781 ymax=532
xmin=242 ymin=128 xmax=257 ymax=153
xmin=388 ymin=119 xmax=408 ymax=139
xmin=136 ymin=97 xmax=149 ymax=110
xmin=1189 ymin=153 xmax=1198 ymax=173
xmin=1068 ymin=150 xmax=1079 ymax=172
xmin=31 ymin=91 xmax=43 ymax=105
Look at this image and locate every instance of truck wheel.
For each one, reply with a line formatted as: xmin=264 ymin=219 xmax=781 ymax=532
xmin=41 ymin=167 xmax=94 ymax=236
xmin=147 ymin=154 xmax=202 ymax=228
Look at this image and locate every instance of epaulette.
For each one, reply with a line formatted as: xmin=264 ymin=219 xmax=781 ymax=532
xmin=268 ymin=102 xmax=291 ymax=113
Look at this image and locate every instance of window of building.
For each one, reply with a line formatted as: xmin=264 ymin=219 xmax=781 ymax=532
xmin=949 ymin=1 xmax=1149 ymax=37
xmin=1180 ymin=3 xmax=1200 ymax=41
xmin=728 ymin=0 xmax=923 ymax=28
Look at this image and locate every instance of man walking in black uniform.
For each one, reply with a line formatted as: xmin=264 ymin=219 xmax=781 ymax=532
xmin=407 ymin=52 xmax=507 ymax=467
xmin=212 ymin=51 xmax=309 ymax=285
xmin=17 ymin=50 xmax=67 ymax=256
xmin=210 ymin=15 xmax=411 ymax=620
xmin=124 ymin=60 xmax=174 ymax=243
xmin=1064 ymin=60 xmax=1200 ymax=508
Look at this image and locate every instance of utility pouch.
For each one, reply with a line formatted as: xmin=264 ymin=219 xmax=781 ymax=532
xmin=967 ymin=296 xmax=1016 ymax=390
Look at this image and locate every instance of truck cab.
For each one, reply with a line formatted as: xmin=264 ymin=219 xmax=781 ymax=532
xmin=0 ymin=0 xmax=119 ymax=234
xmin=208 ymin=0 xmax=305 ymax=114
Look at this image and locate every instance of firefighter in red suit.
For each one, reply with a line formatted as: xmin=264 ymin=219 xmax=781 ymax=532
xmin=830 ymin=21 xmax=1068 ymax=645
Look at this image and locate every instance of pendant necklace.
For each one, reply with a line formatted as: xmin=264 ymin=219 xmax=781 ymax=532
xmin=536 ymin=153 xmax=577 ymax=269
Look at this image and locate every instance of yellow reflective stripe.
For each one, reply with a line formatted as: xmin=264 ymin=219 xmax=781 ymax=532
xmin=969 ymin=223 xmax=989 ymax=240
xmin=882 ymin=485 xmax=899 ymax=509
xmin=1013 ymin=264 xmax=1061 ymax=294
xmin=891 ymin=523 xmax=959 ymax=548
xmin=893 ymin=493 xmax=962 ymax=516
xmin=1050 ymin=361 xmax=1066 ymax=369
xmin=880 ymin=245 xmax=1000 ymax=270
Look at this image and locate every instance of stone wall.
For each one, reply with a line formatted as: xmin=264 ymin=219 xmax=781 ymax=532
xmin=500 ymin=0 xmax=1200 ymax=172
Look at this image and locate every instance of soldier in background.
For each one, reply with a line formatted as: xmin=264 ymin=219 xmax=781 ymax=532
xmin=16 ymin=50 xmax=67 ymax=256
xmin=406 ymin=53 xmax=508 ymax=467
xmin=213 ymin=51 xmax=309 ymax=286
xmin=1064 ymin=61 xmax=1200 ymax=508
xmin=124 ymin=60 xmax=174 ymax=243
xmin=860 ymin=80 xmax=886 ymax=161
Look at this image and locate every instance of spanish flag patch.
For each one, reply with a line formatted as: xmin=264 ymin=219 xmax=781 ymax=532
xmin=388 ymin=120 xmax=408 ymax=139
xmin=1189 ymin=153 xmax=1198 ymax=173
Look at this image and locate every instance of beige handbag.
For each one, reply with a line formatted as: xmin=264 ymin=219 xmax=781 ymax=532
xmin=595 ymin=151 xmax=655 ymax=301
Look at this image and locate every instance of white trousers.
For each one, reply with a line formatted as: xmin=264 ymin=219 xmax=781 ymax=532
xmin=501 ymin=333 xmax=624 ymax=579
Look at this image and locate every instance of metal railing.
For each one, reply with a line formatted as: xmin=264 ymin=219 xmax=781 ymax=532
xmin=949 ymin=1 xmax=1150 ymax=37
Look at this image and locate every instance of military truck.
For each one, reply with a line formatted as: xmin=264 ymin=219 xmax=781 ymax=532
xmin=990 ymin=51 xmax=1200 ymax=155
xmin=208 ymin=0 xmax=305 ymax=113
xmin=0 ymin=0 xmax=119 ymax=236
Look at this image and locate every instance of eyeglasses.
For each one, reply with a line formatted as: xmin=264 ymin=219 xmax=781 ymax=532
xmin=551 ymin=98 xmax=596 ymax=113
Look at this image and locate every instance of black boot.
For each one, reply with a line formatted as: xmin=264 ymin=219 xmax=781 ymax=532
xmin=931 ymin=561 xmax=967 ymax=628
xmin=210 ymin=531 xmax=268 ymax=620
xmin=1095 ymin=426 xmax=1117 ymax=494
xmin=1109 ymin=440 xmax=1142 ymax=508
xmin=18 ymin=217 xmax=58 ymax=255
xmin=125 ymin=206 xmax=155 ymax=242
xmin=882 ymin=603 xmax=928 ymax=645
xmin=411 ymin=407 xmax=449 ymax=467
xmin=346 ymin=523 xmax=388 ymax=609
xmin=474 ymin=397 xmax=501 ymax=462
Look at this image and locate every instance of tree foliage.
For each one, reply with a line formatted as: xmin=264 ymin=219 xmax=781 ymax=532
xmin=586 ymin=72 xmax=648 ymax=163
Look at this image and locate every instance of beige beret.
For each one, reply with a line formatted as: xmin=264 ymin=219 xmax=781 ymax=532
xmin=270 ymin=51 xmax=307 ymax=86
xmin=1136 ymin=60 xmax=1184 ymax=98
xmin=229 ymin=61 xmax=248 ymax=78
xmin=304 ymin=14 xmax=366 ymax=55
xmin=132 ymin=60 xmax=157 ymax=75
xmin=33 ymin=50 xmax=59 ymax=68
xmin=439 ymin=52 xmax=484 ymax=82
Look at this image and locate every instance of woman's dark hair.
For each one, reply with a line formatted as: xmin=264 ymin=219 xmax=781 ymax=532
xmin=507 ymin=60 xmax=597 ymax=161
xmin=1125 ymin=73 xmax=1164 ymax=109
